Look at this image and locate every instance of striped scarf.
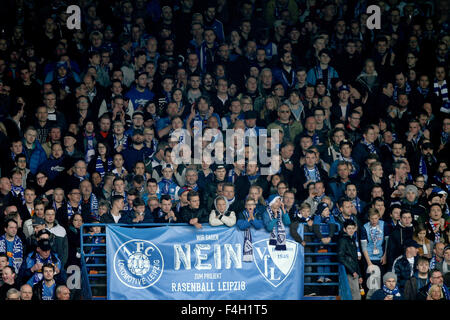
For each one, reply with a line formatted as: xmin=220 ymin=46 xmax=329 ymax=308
xmin=95 ymin=156 xmax=113 ymax=178
xmin=11 ymin=185 xmax=25 ymax=204
xmin=435 ymin=79 xmax=449 ymax=113
xmin=84 ymin=134 xmax=96 ymax=163
xmin=382 ymin=284 xmax=401 ymax=297
xmin=87 ymin=194 xmax=99 ymax=220
xmin=304 ymin=165 xmax=321 ymax=182
xmin=242 ymin=209 xmax=254 ymax=262
xmin=267 ymin=206 xmax=287 ymax=251
xmin=0 ymin=235 xmax=23 ymax=273
xmin=429 ymin=219 xmax=441 ymax=243
xmin=112 ymin=167 xmax=126 ymax=178
xmin=113 ymin=134 xmax=128 ymax=150
xmin=31 ymin=254 xmax=55 ymax=285
xmin=67 ymin=202 xmax=82 ymax=219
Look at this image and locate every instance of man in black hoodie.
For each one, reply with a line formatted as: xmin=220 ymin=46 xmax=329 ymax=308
xmin=386 ymin=210 xmax=414 ymax=269
xmin=180 ymin=191 xmax=208 ymax=228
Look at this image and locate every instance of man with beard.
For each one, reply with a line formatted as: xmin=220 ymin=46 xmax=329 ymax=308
xmin=272 ymin=49 xmax=296 ymax=92
xmin=121 ymin=129 xmax=152 ymax=172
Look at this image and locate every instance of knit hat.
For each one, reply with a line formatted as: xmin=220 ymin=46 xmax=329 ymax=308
xmin=405 ymin=184 xmax=418 ymax=196
xmin=383 ymin=272 xmax=397 ymax=283
xmin=266 ymin=194 xmax=281 ymax=207
xmin=315 ymin=202 xmax=329 ymax=216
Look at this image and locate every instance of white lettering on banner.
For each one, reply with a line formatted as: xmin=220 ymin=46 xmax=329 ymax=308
xmin=66 ymin=5 xmax=81 ymax=30
xmin=194 ymin=244 xmax=212 ymax=270
xmin=174 ymin=244 xmax=191 ymax=270
xmin=174 ymin=244 xmax=243 ymax=271
xmin=171 ymin=281 xmax=246 ymax=292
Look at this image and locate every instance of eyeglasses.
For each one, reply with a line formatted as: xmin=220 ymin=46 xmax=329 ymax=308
xmin=279 ymin=110 xmax=290 ymax=113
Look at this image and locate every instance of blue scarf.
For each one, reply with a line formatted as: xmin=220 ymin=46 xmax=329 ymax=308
xmin=67 ymin=201 xmax=82 ymax=219
xmin=31 ymin=253 xmax=55 ymax=285
xmin=242 ymin=209 xmax=254 ymax=262
xmin=304 ymin=165 xmax=321 ymax=182
xmin=247 ymin=173 xmax=261 ymax=184
xmin=267 ymin=206 xmax=287 ymax=251
xmin=315 ymin=65 xmax=332 ymax=88
xmin=112 ymin=167 xmax=126 ymax=178
xmin=11 ymin=185 xmax=25 ymax=205
xmin=160 ymin=178 xmax=174 ymax=194
xmin=84 ymin=133 xmax=96 ymax=163
xmin=0 ymin=235 xmax=23 ymax=273
xmin=362 ymin=139 xmax=377 ymax=155
xmin=88 ymin=194 xmax=99 ymax=220
xmin=417 ymin=86 xmax=429 ymax=97
xmin=113 ymin=134 xmax=129 ymax=150
xmin=382 ymin=284 xmax=401 ymax=297
xmin=352 ymin=198 xmax=362 ymax=213
xmin=95 ymin=156 xmax=113 ymax=178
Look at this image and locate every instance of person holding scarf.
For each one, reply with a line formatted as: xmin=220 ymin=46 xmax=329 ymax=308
xmin=237 ymin=198 xmax=264 ymax=262
xmin=370 ymin=272 xmax=403 ymax=300
xmin=294 ymin=149 xmax=328 ymax=201
xmin=313 ymin=202 xmax=337 ymax=283
xmin=424 ymin=204 xmax=449 ymax=244
xmin=263 ymin=194 xmax=291 ymax=251
xmin=81 ymin=119 xmax=97 ymax=164
xmin=0 ymin=219 xmax=24 ymax=274
xmin=10 ymin=170 xmax=25 ymax=206
xmin=24 ymin=239 xmax=62 ymax=286
xmin=87 ymin=142 xmax=113 ymax=179
xmin=209 ymin=196 xmax=236 ymax=227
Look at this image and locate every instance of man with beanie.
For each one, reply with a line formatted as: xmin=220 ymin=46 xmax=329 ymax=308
xmin=401 ymin=185 xmax=427 ymax=223
xmin=370 ymin=272 xmax=403 ymax=300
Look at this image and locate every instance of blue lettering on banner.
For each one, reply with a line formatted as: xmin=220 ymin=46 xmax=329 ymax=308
xmin=107 ymin=225 xmax=304 ymax=300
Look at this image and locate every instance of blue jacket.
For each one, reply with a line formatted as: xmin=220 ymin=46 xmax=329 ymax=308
xmin=121 ymin=146 xmax=152 ymax=172
xmin=306 ymin=65 xmax=339 ymax=89
xmin=38 ymin=155 xmax=66 ymax=181
xmin=263 ymin=207 xmax=291 ymax=232
xmin=23 ymin=139 xmax=48 ymax=175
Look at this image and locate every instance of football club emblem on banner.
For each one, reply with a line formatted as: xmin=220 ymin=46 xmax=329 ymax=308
xmin=113 ymin=239 xmax=164 ymax=289
xmin=253 ymin=239 xmax=298 ymax=287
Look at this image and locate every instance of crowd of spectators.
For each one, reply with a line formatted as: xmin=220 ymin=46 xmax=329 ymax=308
xmin=0 ymin=0 xmax=449 ymax=300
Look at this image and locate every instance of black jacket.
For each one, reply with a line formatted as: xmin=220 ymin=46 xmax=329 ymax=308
xmin=337 ymin=233 xmax=361 ymax=276
xmin=179 ymin=206 xmax=209 ymax=224
xmin=234 ymin=175 xmax=270 ymax=201
xmin=393 ymin=255 xmax=418 ymax=292
xmin=386 ymin=223 xmax=414 ymax=269
xmin=32 ymin=279 xmax=64 ymax=300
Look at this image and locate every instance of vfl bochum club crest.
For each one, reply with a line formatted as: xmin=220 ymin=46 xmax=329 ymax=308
xmin=113 ymin=240 xmax=164 ymax=289
xmin=253 ymin=239 xmax=298 ymax=287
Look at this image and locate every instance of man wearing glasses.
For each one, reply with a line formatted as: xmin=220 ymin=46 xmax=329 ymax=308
xmin=267 ymin=103 xmax=302 ymax=144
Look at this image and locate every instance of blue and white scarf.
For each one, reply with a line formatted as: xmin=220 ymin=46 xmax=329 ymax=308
xmin=31 ymin=254 xmax=55 ymax=285
xmin=311 ymin=133 xmax=320 ymax=145
xmin=362 ymin=139 xmax=377 ymax=155
xmin=87 ymin=194 xmax=99 ymax=220
xmin=267 ymin=206 xmax=287 ymax=251
xmin=304 ymin=165 xmax=321 ymax=182
xmin=315 ymin=66 xmax=332 ymax=88
xmin=160 ymin=179 xmax=174 ymax=195
xmin=247 ymin=173 xmax=261 ymax=184
xmin=11 ymin=185 xmax=25 ymax=204
xmin=0 ymin=235 xmax=23 ymax=273
xmin=382 ymin=284 xmax=401 ymax=297
xmin=435 ymin=79 xmax=449 ymax=113
xmin=95 ymin=156 xmax=113 ymax=178
xmin=429 ymin=219 xmax=441 ymax=243
xmin=352 ymin=198 xmax=362 ymax=213
xmin=242 ymin=209 xmax=254 ymax=262
xmin=112 ymin=167 xmax=126 ymax=178
xmin=84 ymin=133 xmax=96 ymax=163
xmin=113 ymin=134 xmax=129 ymax=150
xmin=67 ymin=201 xmax=82 ymax=219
